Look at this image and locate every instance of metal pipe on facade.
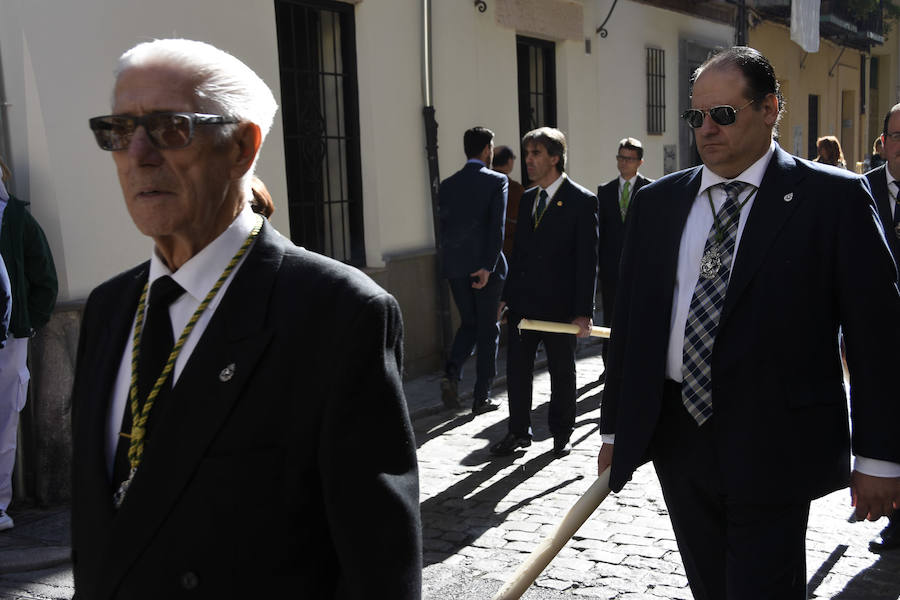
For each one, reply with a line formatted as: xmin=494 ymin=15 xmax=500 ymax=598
xmin=422 ymin=0 xmax=453 ymax=363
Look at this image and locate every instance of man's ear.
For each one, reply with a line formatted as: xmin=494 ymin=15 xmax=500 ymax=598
xmin=762 ymin=93 xmax=779 ymax=127
xmin=231 ymin=122 xmax=262 ymax=179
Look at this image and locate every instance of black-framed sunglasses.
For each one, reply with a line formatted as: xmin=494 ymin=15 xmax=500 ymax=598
xmin=681 ymin=99 xmax=755 ymax=129
xmin=88 ymin=112 xmax=238 ymax=151
xmin=615 ymin=154 xmax=640 ymax=162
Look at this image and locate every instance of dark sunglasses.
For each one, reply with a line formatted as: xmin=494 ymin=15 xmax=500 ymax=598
xmin=88 ymin=112 xmax=238 ymax=151
xmin=681 ymin=99 xmax=755 ymax=129
xmin=615 ymin=154 xmax=640 ymax=162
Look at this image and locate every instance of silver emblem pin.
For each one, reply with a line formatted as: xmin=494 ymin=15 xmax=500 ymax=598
xmin=219 ymin=363 xmax=236 ymax=382
xmin=783 ymin=193 xmax=793 ymax=202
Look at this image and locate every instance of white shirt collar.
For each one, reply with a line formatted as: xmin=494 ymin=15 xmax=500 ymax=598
xmin=0 ymin=179 xmax=8 ymax=202
xmin=885 ymin=164 xmax=898 ymax=198
xmin=698 ymin=140 xmax=776 ymax=196
xmin=148 ymin=202 xmax=257 ymax=303
xmin=618 ymin=174 xmax=639 ymax=187
xmin=540 ymin=172 xmax=567 ymax=199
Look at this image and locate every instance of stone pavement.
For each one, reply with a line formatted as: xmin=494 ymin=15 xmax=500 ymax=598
xmin=2 ymin=339 xmax=900 ymax=599
xmin=416 ymin=343 xmax=900 ymax=599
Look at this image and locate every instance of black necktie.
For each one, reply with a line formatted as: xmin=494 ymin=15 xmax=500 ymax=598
xmin=112 ymin=276 xmax=184 ymax=490
xmin=137 ymin=276 xmax=185 ymax=400
xmin=534 ymin=189 xmax=549 ymax=229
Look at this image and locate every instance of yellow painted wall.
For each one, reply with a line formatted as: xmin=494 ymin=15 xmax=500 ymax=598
xmin=749 ymin=13 xmax=900 ymax=172
xmin=749 ymin=21 xmax=868 ymax=168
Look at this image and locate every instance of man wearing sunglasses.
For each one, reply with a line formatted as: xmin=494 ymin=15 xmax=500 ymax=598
xmin=598 ymin=46 xmax=900 ymax=599
xmin=596 ymin=137 xmax=652 ymax=383
xmin=864 ymin=102 xmax=900 ymax=554
xmin=74 ymin=39 xmax=421 ymax=599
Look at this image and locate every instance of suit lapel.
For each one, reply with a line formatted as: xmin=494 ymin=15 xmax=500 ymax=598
xmin=99 ymin=223 xmax=284 ymax=597
xmin=76 ymin=265 xmax=148 ymax=536
xmin=534 ymin=177 xmax=570 ymax=231
xmin=721 ymin=147 xmax=805 ymax=323
xmin=869 ymin=167 xmax=893 ymax=232
xmin=666 ymin=169 xmax=703 ymax=287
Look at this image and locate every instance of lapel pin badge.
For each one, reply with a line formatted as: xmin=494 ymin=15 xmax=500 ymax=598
xmin=219 ymin=363 xmax=236 ymax=382
xmin=783 ymin=193 xmax=793 ymax=202
xmin=557 ymin=201 xmax=563 ymax=206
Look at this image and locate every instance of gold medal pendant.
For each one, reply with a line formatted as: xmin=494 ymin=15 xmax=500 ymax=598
xmin=699 ymin=247 xmax=722 ymax=279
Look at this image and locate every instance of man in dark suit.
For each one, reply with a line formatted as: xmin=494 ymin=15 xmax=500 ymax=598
xmin=490 ymin=127 xmax=598 ymax=458
xmin=864 ymin=102 xmax=900 ymax=553
xmin=596 ymin=137 xmax=652 ymax=382
xmin=75 ymin=39 xmax=421 ymax=599
xmin=492 ymin=145 xmax=526 ymax=257
xmin=598 ymin=47 xmax=900 ymax=599
xmin=438 ymin=127 xmax=507 ymax=414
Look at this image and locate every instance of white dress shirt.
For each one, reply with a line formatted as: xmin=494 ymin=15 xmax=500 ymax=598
xmin=105 ymin=203 xmax=260 ymax=475
xmin=531 ymin=172 xmax=566 ymax=218
xmin=885 ymin=165 xmax=898 ymax=219
xmin=665 ymin=143 xmax=773 ymax=380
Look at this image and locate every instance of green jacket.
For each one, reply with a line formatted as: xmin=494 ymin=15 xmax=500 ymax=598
xmin=1 ymin=196 xmax=58 ymax=338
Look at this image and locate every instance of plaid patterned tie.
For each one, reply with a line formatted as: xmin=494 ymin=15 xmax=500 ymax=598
xmin=681 ymin=181 xmax=746 ymax=425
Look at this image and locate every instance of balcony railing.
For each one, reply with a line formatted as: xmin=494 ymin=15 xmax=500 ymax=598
xmin=753 ymin=0 xmax=885 ymax=51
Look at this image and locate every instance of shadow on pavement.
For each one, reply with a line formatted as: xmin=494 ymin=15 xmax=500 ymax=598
xmin=830 ymin=548 xmax=900 ymax=599
xmin=420 ymin=386 xmax=603 ymax=567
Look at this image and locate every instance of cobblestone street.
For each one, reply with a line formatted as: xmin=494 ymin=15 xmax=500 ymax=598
xmin=417 ymin=348 xmax=900 ymax=599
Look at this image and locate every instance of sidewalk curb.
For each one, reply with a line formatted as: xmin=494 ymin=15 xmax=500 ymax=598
xmin=0 ymin=546 xmax=70 ymax=574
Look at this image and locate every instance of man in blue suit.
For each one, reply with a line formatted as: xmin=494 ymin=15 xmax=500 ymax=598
xmin=438 ymin=127 xmax=508 ymax=414
xmin=864 ymin=102 xmax=900 ymax=553
xmin=490 ymin=127 xmax=598 ymax=458
xmin=598 ymin=47 xmax=900 ymax=599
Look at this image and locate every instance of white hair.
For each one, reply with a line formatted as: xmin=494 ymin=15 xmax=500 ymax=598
xmin=114 ymin=39 xmax=279 ymax=181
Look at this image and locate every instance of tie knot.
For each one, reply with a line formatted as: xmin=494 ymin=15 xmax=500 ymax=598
xmin=722 ymin=181 xmax=745 ymax=200
xmin=150 ymin=276 xmax=185 ymax=309
xmin=539 ymin=189 xmax=548 ymax=201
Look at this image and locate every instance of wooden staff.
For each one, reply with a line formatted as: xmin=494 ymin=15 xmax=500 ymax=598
xmin=492 ymin=469 xmax=612 ymax=600
xmin=517 ymin=318 xmax=611 ymax=339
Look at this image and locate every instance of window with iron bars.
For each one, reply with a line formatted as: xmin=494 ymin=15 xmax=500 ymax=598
xmin=647 ymin=47 xmax=665 ymax=135
xmin=275 ymin=0 xmax=365 ymax=266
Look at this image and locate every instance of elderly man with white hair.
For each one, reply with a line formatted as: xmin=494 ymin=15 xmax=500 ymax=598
xmin=73 ymin=39 xmax=421 ymax=599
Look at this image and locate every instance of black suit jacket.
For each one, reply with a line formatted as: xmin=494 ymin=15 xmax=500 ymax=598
xmin=71 ymin=222 xmax=422 ymax=599
xmin=600 ymin=145 xmax=900 ymax=502
xmin=865 ymin=164 xmax=900 ymax=261
xmin=438 ymin=162 xmax=508 ymax=280
xmin=502 ymin=176 xmax=599 ymax=321
xmin=597 ymin=175 xmax=652 ymax=322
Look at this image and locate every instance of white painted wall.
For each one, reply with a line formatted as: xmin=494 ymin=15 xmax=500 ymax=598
xmin=591 ymin=0 xmax=732 ymax=186
xmin=0 ymin=0 xmax=735 ymax=302
xmin=0 ymin=0 xmax=286 ymax=301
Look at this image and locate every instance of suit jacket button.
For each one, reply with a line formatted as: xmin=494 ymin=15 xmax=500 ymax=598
xmin=180 ymin=571 xmax=200 ymax=590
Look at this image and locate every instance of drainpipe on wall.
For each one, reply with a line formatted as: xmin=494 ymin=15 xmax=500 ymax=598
xmin=423 ymin=0 xmax=453 ymax=364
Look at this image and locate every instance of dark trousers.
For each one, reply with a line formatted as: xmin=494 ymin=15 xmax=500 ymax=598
xmin=651 ymin=381 xmax=809 ymax=600
xmin=445 ymin=273 xmax=503 ymax=401
xmin=505 ymin=310 xmax=576 ymax=443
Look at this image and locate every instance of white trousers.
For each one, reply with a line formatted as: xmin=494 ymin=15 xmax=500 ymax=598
xmin=0 ymin=337 xmax=29 ymax=511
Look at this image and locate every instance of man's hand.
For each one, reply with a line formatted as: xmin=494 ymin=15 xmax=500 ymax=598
xmin=572 ymin=316 xmax=592 ymax=338
xmin=470 ymin=268 xmax=490 ymax=289
xmin=850 ymin=470 xmax=900 ymax=521
xmin=597 ymin=443 xmax=614 ymax=476
xmin=497 ymin=301 xmax=507 ymax=323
